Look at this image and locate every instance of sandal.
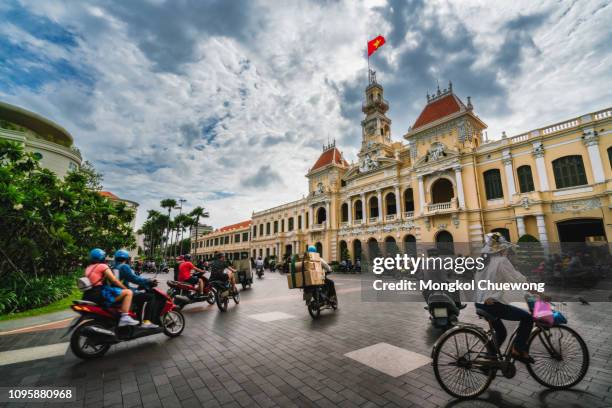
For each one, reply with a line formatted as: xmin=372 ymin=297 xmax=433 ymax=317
xmin=511 ymin=348 xmax=535 ymax=364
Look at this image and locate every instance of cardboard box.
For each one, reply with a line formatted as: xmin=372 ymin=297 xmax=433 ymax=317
xmin=288 ymin=257 xmax=325 ymax=288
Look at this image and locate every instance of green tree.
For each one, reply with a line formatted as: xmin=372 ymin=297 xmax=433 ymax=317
xmin=0 ymin=141 xmax=136 ymax=313
xmin=160 ymin=198 xmax=177 ymax=261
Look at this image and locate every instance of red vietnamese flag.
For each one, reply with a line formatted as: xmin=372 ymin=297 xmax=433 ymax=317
xmin=367 ymin=35 xmax=386 ymax=57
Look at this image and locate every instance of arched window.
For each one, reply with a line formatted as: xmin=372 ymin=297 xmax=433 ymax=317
xmin=404 ymin=188 xmax=415 ymax=212
xmin=315 ymin=242 xmax=323 ymax=257
xmin=281 ymin=219 xmax=285 ymax=232
xmin=266 ymin=222 xmax=270 ymax=235
xmin=552 ymin=155 xmax=587 ymax=188
xmin=403 ymin=234 xmax=417 ymax=255
xmin=483 ymin=169 xmax=504 ymax=200
xmin=341 ymin=203 xmax=349 ymax=222
xmin=316 ymin=207 xmax=326 ymax=224
xmin=353 ymin=239 xmax=362 ymax=262
xmin=369 ymin=196 xmax=379 ymax=218
xmin=367 ymin=237 xmax=380 ymax=259
xmin=385 ymin=193 xmax=396 ymax=215
xmin=288 ymin=217 xmax=294 ymax=231
xmin=339 ymin=240 xmax=348 ymax=261
xmin=517 ymin=165 xmax=534 ymax=193
xmin=436 ymin=231 xmax=454 ymax=255
xmin=259 ymin=224 xmax=263 ymax=236
xmin=608 ymin=147 xmax=612 ymax=169
xmin=273 ymin=221 xmax=278 ymax=233
xmin=492 ymin=227 xmax=510 ymax=242
xmin=354 ymin=200 xmax=363 ymax=220
xmin=431 ymin=178 xmax=454 ymax=203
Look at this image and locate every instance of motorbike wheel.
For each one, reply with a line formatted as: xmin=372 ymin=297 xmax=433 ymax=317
xmin=233 ymin=288 xmax=240 ymax=304
xmin=205 ymin=290 xmax=216 ymax=305
xmin=331 ymin=296 xmax=338 ymax=310
xmin=162 ymin=310 xmax=185 ymax=337
xmin=308 ymin=300 xmax=321 ymax=319
xmin=242 ymin=282 xmax=247 ymax=290
xmin=216 ymin=293 xmax=229 ymax=312
xmin=70 ymin=321 xmax=111 ymax=359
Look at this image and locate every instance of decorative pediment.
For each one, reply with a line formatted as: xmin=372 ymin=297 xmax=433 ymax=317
xmin=414 ymin=142 xmax=459 ymax=167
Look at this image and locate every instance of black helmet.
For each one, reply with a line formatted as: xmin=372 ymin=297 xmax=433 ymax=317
xmin=184 ymin=254 xmax=192 ymax=261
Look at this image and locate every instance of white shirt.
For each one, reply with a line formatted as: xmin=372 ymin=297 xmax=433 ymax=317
xmin=475 ymin=256 xmax=528 ymax=305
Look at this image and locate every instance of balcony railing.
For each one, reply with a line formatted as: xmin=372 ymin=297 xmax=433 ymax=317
xmin=340 ymin=222 xmax=349 ymax=228
xmin=426 ymin=200 xmax=458 ymax=213
xmin=353 ymin=219 xmax=363 ymax=225
xmin=369 ymin=217 xmax=379 ymax=224
xmin=404 ymin=211 xmax=414 ymax=219
xmin=311 ymin=222 xmax=326 ymax=231
xmin=385 ymin=214 xmax=396 ymax=221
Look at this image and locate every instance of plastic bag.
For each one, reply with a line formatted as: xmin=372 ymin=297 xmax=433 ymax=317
xmin=533 ymin=300 xmax=554 ymax=326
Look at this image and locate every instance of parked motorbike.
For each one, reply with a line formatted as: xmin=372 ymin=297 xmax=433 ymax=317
xmin=424 ymin=290 xmax=462 ymax=329
xmin=66 ymin=287 xmax=185 ymax=359
xmin=304 ymin=283 xmax=337 ymax=319
xmin=166 ymin=274 xmax=216 ymax=310
xmin=256 ymin=266 xmax=264 ymax=279
xmin=210 ymin=280 xmax=240 ymax=312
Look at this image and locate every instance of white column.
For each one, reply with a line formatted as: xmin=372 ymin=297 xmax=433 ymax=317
xmin=532 ymin=142 xmax=550 ymax=191
xmin=326 ymin=201 xmax=331 ymax=228
xmin=347 ymin=198 xmax=352 ymax=225
xmin=361 ymin=193 xmax=366 ymax=222
xmin=454 ymin=165 xmax=466 ymax=208
xmin=309 ymin=206 xmax=314 ymax=228
xmin=502 ymin=150 xmax=516 ymax=198
xmin=377 ymin=190 xmax=383 ymax=222
xmin=418 ymin=176 xmax=426 ymax=215
xmin=516 ymin=216 xmax=526 ymax=237
xmin=536 ymin=214 xmax=548 ymax=243
xmin=395 ymin=186 xmax=401 ymax=218
xmin=583 ymin=130 xmax=605 ymax=183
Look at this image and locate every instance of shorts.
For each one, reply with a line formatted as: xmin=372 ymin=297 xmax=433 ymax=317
xmin=101 ymin=285 xmax=123 ymax=307
xmin=185 ymin=276 xmax=199 ymax=285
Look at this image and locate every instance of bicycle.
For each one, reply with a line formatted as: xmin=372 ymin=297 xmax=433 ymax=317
xmin=432 ymin=300 xmax=589 ymax=399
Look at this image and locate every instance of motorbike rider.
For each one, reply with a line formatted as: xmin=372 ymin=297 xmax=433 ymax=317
xmin=82 ymin=248 xmax=140 ymax=327
xmin=178 ymin=254 xmax=207 ymax=297
xmin=174 ymin=255 xmax=184 ymax=281
xmin=113 ymin=250 xmax=159 ymax=329
xmin=307 ymin=245 xmax=337 ymax=301
xmin=255 ymin=256 xmax=264 ymax=270
xmin=210 ymin=253 xmax=237 ymax=291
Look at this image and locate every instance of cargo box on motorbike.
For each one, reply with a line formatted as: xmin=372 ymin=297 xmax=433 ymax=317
xmin=288 ymin=254 xmax=325 ymax=289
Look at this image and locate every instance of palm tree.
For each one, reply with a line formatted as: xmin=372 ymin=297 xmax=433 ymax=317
xmin=189 ymin=206 xmax=209 ymax=238
xmin=160 ymin=199 xmax=177 ymax=261
xmin=173 ymin=213 xmax=192 ymax=256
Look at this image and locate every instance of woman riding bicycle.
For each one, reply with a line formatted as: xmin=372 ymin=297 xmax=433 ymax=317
xmin=475 ymin=232 xmax=536 ymax=364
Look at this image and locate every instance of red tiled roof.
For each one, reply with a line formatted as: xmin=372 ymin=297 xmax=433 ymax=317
xmin=412 ymin=94 xmax=463 ymax=130
xmin=218 ymin=220 xmax=252 ymax=232
xmin=311 ymin=147 xmax=348 ymax=172
xmin=99 ymin=191 xmax=119 ymax=200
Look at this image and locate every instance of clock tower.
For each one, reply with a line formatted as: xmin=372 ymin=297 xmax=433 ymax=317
xmin=358 ymin=70 xmax=394 ymax=172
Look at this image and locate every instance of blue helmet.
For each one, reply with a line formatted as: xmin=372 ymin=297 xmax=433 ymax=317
xmin=307 ymin=245 xmax=317 ymax=253
xmin=89 ymin=248 xmax=106 ymax=262
xmin=114 ymin=249 xmax=130 ymax=261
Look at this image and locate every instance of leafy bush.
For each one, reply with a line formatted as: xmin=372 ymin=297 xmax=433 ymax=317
xmin=0 ymin=141 xmax=136 ymax=313
xmin=518 ymin=234 xmax=539 ymax=243
xmin=0 ymin=272 xmax=79 ymax=314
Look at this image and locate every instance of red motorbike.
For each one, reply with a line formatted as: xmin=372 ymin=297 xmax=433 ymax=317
xmin=66 ymin=287 xmax=185 ymax=359
xmin=166 ymin=274 xmax=216 ymax=310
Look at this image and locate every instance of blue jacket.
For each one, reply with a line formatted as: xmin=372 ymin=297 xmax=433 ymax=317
xmin=113 ymin=263 xmax=151 ymax=290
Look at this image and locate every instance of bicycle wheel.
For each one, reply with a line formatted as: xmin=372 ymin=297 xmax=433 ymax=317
xmin=432 ymin=327 xmax=496 ymax=399
xmin=526 ymin=325 xmax=589 ymax=389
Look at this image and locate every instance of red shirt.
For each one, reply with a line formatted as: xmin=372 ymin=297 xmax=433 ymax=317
xmin=178 ymin=261 xmax=195 ymax=282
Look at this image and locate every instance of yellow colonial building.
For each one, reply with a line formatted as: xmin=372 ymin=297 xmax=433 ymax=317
xmin=212 ymin=74 xmax=612 ymax=262
xmin=193 ymin=220 xmax=252 ymax=262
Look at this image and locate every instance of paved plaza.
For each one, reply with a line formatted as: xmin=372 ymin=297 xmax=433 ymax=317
xmin=1 ymin=271 xmax=611 ymax=408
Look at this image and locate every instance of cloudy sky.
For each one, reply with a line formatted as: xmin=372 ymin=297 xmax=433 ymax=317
xmin=1 ymin=0 xmax=611 ymax=229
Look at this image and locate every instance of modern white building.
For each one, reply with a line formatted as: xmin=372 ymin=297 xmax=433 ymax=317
xmin=0 ymin=101 xmax=82 ymax=178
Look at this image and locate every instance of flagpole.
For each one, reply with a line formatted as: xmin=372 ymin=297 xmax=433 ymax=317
xmin=367 ymin=40 xmax=370 ymax=83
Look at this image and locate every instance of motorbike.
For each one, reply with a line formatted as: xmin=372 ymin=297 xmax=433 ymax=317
xmin=256 ymin=265 xmax=264 ymax=279
xmin=210 ymin=280 xmax=240 ymax=311
xmin=424 ymin=290 xmax=462 ymax=329
xmin=166 ymin=273 xmax=216 ymax=310
xmin=304 ymin=281 xmax=338 ymax=319
xmin=236 ymin=268 xmax=253 ymax=290
xmin=66 ymin=287 xmax=185 ymax=359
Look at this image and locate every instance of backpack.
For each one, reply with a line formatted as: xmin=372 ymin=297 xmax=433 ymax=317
xmin=78 ymin=264 xmax=107 ymax=291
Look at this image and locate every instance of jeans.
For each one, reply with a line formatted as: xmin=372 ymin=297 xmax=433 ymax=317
xmin=476 ymin=302 xmax=533 ymax=352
